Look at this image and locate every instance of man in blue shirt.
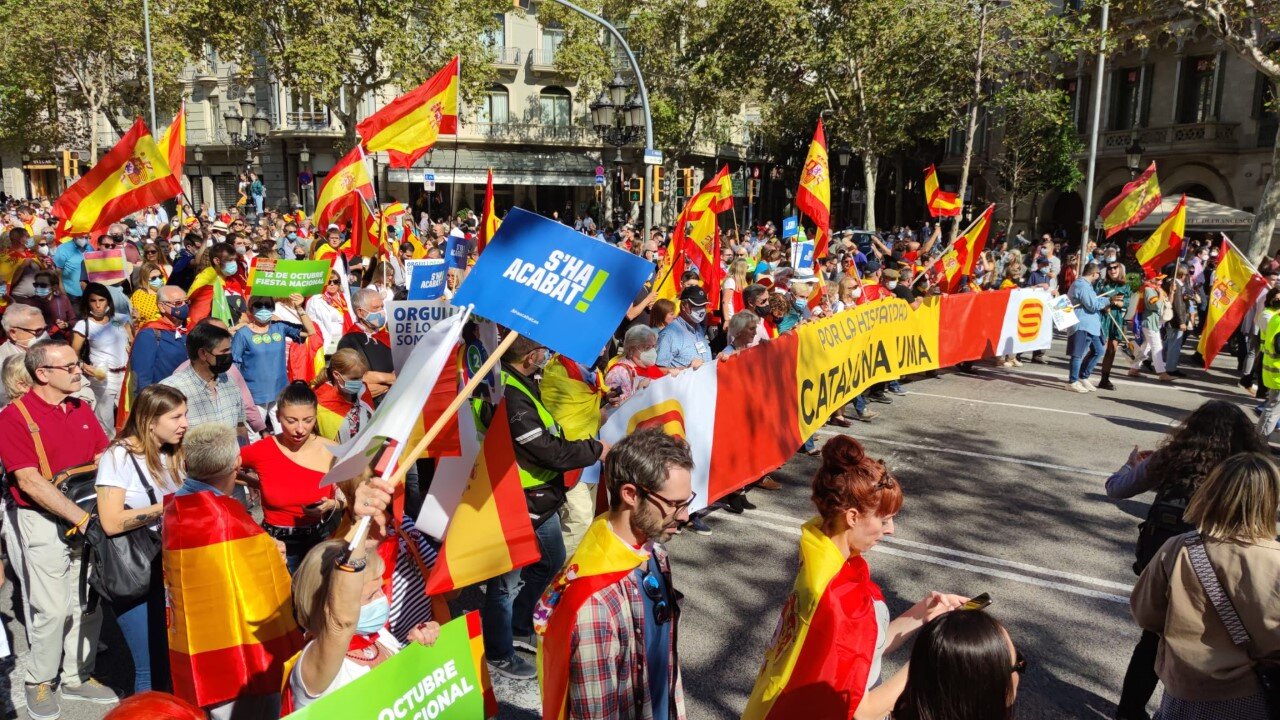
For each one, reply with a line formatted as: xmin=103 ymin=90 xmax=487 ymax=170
xmin=52 ymin=235 xmax=90 ymax=299
xmin=1067 ymin=262 xmax=1110 ymax=393
xmin=656 ymin=286 xmax=713 ymax=375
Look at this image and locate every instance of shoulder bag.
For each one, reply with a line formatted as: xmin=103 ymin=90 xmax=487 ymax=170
xmin=81 ymin=453 xmax=162 ymax=604
xmin=11 ymin=397 xmax=98 ymax=543
xmin=1184 ymin=532 xmax=1280 ymax=718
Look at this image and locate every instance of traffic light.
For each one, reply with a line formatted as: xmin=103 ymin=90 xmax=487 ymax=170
xmin=61 ymin=150 xmax=78 ymax=180
xmin=652 ymin=167 xmax=666 ymax=204
xmin=627 ymin=177 xmax=644 ymax=203
xmin=512 ymin=0 xmax=532 ymax=8
xmin=748 ymin=179 xmax=760 ymax=201
xmin=679 ymin=168 xmax=694 ymax=198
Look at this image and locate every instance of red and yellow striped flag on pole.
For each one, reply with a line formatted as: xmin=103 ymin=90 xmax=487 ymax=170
xmin=1198 ymin=238 xmax=1269 ymax=368
xmin=425 ymin=400 xmax=540 ymax=595
xmin=796 ymin=118 xmax=831 ymax=259
xmin=357 ymin=56 xmax=459 ymax=168
xmin=936 ymin=204 xmax=995 ymax=293
xmin=158 ymin=103 xmax=187 ymax=177
xmin=478 ymin=168 xmax=501 ymax=255
xmin=1135 ymin=195 xmax=1186 ymax=278
xmin=924 ymin=164 xmax=961 ymax=217
xmin=163 ymin=491 xmax=302 ymax=708
xmin=1099 ymin=162 xmax=1161 ymax=237
xmin=313 ymin=146 xmax=374 ymax=230
xmin=52 ymin=118 xmax=183 ymax=241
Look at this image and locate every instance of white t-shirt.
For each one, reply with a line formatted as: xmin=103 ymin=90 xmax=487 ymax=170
xmin=306 ymin=294 xmax=347 ymax=355
xmin=289 ymin=628 xmax=402 ymax=709
xmin=75 ymin=317 xmax=130 ymax=369
xmin=94 ymin=446 xmax=178 ymax=530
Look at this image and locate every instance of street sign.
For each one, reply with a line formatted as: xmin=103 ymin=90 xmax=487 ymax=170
xmin=594 ymin=165 xmax=605 ymax=176
xmin=594 ymin=173 xmax=606 ymax=186
xmin=782 ymin=215 xmax=799 ymax=239
xmin=643 ymin=148 xmax=663 ymax=166
xmin=424 ymin=170 xmax=436 ymax=191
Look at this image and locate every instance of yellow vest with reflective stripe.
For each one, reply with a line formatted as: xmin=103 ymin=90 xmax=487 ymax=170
xmin=1262 ymin=311 xmax=1280 ymax=390
xmin=502 ymin=369 xmax=561 ymax=489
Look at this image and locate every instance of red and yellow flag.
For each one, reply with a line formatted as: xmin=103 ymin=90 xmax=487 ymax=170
xmin=52 ymin=118 xmax=183 ymax=241
xmin=673 ymin=166 xmax=730 ymax=308
xmin=709 ymin=166 xmax=735 ymax=214
xmin=535 ymin=515 xmax=648 ymax=720
xmin=83 ymin=249 xmax=126 ymax=283
xmin=158 ymin=103 xmax=187 ymax=177
xmin=401 ymin=346 xmax=463 ymax=465
xmin=1198 ymin=239 xmax=1269 ymax=368
xmin=796 ymin=118 xmax=831 ymax=260
xmin=1100 ymin=162 xmax=1161 ymax=237
xmin=357 ymin=56 xmax=459 ymax=168
xmin=936 ymin=204 xmax=995 ymax=293
xmin=163 ymin=491 xmax=302 ymax=708
xmin=351 ymin=197 xmax=387 ymax=259
xmin=743 ymin=518 xmax=885 ymax=719
xmin=1135 ymin=195 xmax=1186 ymax=278
xmin=313 ymin=147 xmax=374 ymax=230
xmin=924 ymin=164 xmax=961 ymax=217
xmin=479 ymin=168 xmax=501 ymax=255
xmin=424 ymin=401 xmax=540 ymax=595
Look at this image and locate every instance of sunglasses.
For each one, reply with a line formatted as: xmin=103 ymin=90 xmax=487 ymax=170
xmin=327 ymin=279 xmax=341 ymax=285
xmin=32 ymin=283 xmax=49 ymax=289
xmin=148 ymin=275 xmax=162 ymax=282
xmin=98 ymin=243 xmax=116 ymax=249
xmin=144 ymin=249 xmax=158 ymax=254
xmin=640 ymin=569 xmax=672 ymax=624
xmin=251 ymin=303 xmax=274 ymax=312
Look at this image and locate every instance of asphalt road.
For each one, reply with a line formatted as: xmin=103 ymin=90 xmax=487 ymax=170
xmin=0 ymin=335 xmax=1257 ymax=720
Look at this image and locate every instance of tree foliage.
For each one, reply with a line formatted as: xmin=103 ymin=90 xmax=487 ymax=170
xmin=992 ymin=86 xmax=1083 ymax=233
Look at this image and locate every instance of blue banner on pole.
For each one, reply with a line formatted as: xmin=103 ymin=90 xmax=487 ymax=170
xmin=452 ymin=208 xmax=654 ymax=365
xmin=406 ymin=259 xmax=447 ymax=300
xmin=782 ymin=216 xmax=799 ymax=239
xmin=445 ymin=232 xmax=468 ymax=269
xmin=792 ymin=241 xmax=815 ymax=272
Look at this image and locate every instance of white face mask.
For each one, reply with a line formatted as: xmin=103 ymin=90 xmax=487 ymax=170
xmin=850 ymin=286 xmax=863 ymax=299
xmin=886 ymin=281 xmax=899 ymax=290
xmin=638 ymin=348 xmax=658 ymax=366
xmin=687 ymin=308 xmax=707 ymax=324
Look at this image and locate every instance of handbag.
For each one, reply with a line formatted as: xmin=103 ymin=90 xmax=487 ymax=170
xmin=1184 ymin=532 xmax=1280 ymax=718
xmin=11 ymin=397 xmax=99 ymax=543
xmin=80 ymin=453 xmax=162 ymax=604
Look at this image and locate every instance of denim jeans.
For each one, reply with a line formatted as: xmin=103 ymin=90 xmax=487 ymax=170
xmin=1163 ymin=326 xmax=1185 ymax=373
xmin=853 ymin=393 xmax=867 ymax=415
xmin=1068 ymin=330 xmax=1104 ymax=383
xmin=801 ymin=438 xmax=816 ymax=453
xmin=482 ymin=513 xmax=566 ymax=661
xmin=112 ymin=560 xmax=170 ymax=693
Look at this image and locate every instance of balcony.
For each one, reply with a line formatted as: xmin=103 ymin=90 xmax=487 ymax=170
xmin=530 ymin=47 xmax=560 ymax=75
xmin=283 ymin=111 xmax=332 ymax=131
xmin=1097 ymin=122 xmax=1240 ymax=155
xmin=460 ymin=121 xmax=592 ymax=145
xmin=490 ymin=46 xmax=521 ymax=69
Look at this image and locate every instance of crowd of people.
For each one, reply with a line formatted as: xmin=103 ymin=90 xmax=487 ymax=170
xmin=0 ymin=191 xmax=1273 ymax=720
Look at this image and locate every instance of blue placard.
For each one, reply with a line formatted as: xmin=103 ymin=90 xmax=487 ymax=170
xmin=444 ymin=232 xmax=468 ymax=269
xmin=406 ymin=259 xmax=447 ymax=300
xmin=793 ymin=241 xmax=815 ymax=272
xmin=452 ymin=208 xmax=655 ymax=365
xmin=782 ymin=216 xmax=799 ymax=239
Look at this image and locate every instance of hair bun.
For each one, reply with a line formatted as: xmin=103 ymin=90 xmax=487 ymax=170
xmin=820 ymin=434 xmax=866 ymax=474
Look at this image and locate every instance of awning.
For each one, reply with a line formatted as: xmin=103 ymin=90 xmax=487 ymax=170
xmin=1106 ymin=195 xmax=1255 ymax=231
xmin=384 ymin=147 xmax=599 ymax=187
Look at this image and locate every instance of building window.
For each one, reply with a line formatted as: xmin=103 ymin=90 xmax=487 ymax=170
xmin=482 ymin=13 xmax=505 ymax=49
xmin=1255 ymin=72 xmax=1278 ymax=149
xmin=1063 ymin=76 xmax=1088 ymax=132
xmin=478 ymin=85 xmax=509 ymax=125
xmin=287 ymin=90 xmax=328 ymax=127
xmin=540 ymin=27 xmax=565 ymax=65
xmin=1110 ymin=67 xmax=1142 ymax=131
xmin=540 ymin=87 xmax=572 ymax=127
xmin=1179 ymin=55 xmax=1217 ymax=124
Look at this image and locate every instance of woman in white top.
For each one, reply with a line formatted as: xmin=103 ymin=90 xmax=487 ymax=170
xmin=305 ymin=271 xmax=349 ymax=356
xmin=363 ymin=259 xmax=396 ymax=306
xmin=94 ymin=384 xmax=187 ymax=694
xmin=721 ymin=257 xmax=753 ymax=322
xmin=71 ymin=282 xmax=133 ymax=438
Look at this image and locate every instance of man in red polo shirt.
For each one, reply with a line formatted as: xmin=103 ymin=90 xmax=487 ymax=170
xmin=0 ymin=339 xmax=116 ymax=718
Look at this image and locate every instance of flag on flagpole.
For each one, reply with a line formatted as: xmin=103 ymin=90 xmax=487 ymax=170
xmin=350 ymin=196 xmax=387 ymax=258
xmin=1099 ymin=162 xmax=1161 ymax=237
xmin=935 ymin=205 xmax=995 ymax=293
xmin=52 ymin=118 xmax=183 ymax=240
xmin=796 ymin=119 xmax=831 ymax=260
xmin=478 ymin=168 xmax=501 ymax=255
xmin=1135 ymin=195 xmax=1186 ymax=278
xmin=158 ymin=103 xmax=187 ymax=177
xmin=313 ymin=147 xmax=374 ymax=230
xmin=424 ymin=401 xmax=540 ymax=594
xmin=671 ymin=167 xmax=730 ymax=308
xmin=356 ymin=56 xmax=459 ymax=168
xmin=1198 ymin=238 xmax=1269 ymax=368
xmin=923 ymin=164 xmax=961 ymax=217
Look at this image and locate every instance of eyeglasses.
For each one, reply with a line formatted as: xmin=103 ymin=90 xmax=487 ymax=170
xmin=161 ymin=299 xmax=187 ymax=308
xmin=13 ymin=326 xmax=43 ymax=335
xmin=636 ymin=486 xmax=697 ymax=513
xmin=39 ymin=362 xmax=80 ymax=374
xmin=639 ymin=569 xmax=672 ymax=624
xmin=1012 ymin=649 xmax=1027 ymax=675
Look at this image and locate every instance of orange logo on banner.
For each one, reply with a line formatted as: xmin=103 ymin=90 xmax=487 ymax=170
xmin=626 ymin=399 xmax=687 ymax=439
xmin=1016 ymin=299 xmax=1043 ymax=341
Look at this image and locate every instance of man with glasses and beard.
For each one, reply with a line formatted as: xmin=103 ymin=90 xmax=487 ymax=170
xmin=534 ymin=429 xmax=693 ymax=720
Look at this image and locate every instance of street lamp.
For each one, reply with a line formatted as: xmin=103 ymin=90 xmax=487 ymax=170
xmin=835 ymin=145 xmax=852 ymax=231
xmin=589 ymin=75 xmax=644 ymax=165
xmin=1124 ymin=133 xmax=1145 ymax=177
xmin=224 ymin=93 xmax=272 ymax=166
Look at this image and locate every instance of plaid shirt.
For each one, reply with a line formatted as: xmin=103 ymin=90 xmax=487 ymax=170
xmin=568 ymin=545 xmax=686 ymax=720
xmin=160 ymin=365 xmax=246 ymax=429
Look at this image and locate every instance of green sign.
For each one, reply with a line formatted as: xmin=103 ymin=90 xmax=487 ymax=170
xmin=248 ymin=258 xmax=331 ymax=298
xmin=287 ymin=614 xmax=485 ymax=719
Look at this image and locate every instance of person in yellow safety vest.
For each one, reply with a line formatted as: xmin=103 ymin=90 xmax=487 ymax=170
xmin=540 ymin=353 xmax=610 ymax=555
xmin=481 ymin=334 xmax=609 ymax=682
xmin=1255 ymin=288 xmax=1280 ymax=437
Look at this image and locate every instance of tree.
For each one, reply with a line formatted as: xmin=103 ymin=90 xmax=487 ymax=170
xmin=184 ymin=0 xmax=507 ymax=148
xmin=992 ymin=87 xmax=1084 ymax=236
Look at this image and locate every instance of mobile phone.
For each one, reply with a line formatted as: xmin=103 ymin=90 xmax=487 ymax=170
xmin=960 ymin=592 xmax=992 ymax=611
xmin=304 ymin=500 xmax=325 ymax=509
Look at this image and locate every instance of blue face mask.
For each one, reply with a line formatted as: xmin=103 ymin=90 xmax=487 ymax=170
xmin=221 ymin=260 xmax=238 ymax=276
xmin=253 ymin=308 xmax=273 ymax=324
xmin=342 ymin=378 xmax=364 ymax=397
xmin=34 ymin=286 xmax=50 ymax=297
xmin=149 ymin=277 xmax=163 ymax=289
xmin=287 ymin=232 xmax=297 ymax=241
xmin=74 ymin=238 xmax=88 ymax=248
xmin=23 ymin=237 xmax=34 ymax=249
xmin=355 ymin=595 xmax=390 ymax=635
xmin=364 ymin=311 xmax=386 ymax=329
xmin=171 ymin=304 xmax=189 ymax=325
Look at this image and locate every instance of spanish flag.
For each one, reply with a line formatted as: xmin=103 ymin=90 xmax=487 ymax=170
xmin=1198 ymin=238 xmax=1269 ymax=368
xmin=936 ymin=204 xmax=994 ymax=293
xmin=357 ymin=56 xmax=459 ymax=168
xmin=1135 ymin=195 xmax=1186 ymax=278
xmin=401 ymin=345 xmax=463 ymax=465
xmin=535 ymin=515 xmax=649 ymax=720
xmin=424 ymin=401 xmax=539 ymax=595
xmin=52 ymin=118 xmax=183 ymax=240
xmin=924 ymin=164 xmax=961 ymax=217
xmin=314 ymin=382 xmax=375 ymax=443
xmin=351 ymin=196 xmax=387 ymax=258
xmin=709 ymin=165 xmax=735 ymax=214
xmin=478 ymin=169 xmax=501 ymax=255
xmin=673 ymin=167 xmax=729 ymax=308
xmin=743 ymin=518 xmax=884 ymax=719
xmin=1099 ymin=161 xmax=1161 ymax=237
xmin=796 ymin=118 xmax=831 ymax=260
xmin=83 ymin=249 xmax=126 ymax=283
xmin=164 ymin=491 xmax=303 ymax=708
xmin=158 ymin=103 xmax=187 ymax=177
xmin=313 ymin=146 xmax=374 ymax=230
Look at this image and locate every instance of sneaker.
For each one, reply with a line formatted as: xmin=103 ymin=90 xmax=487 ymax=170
xmin=756 ymin=477 xmax=783 ymax=491
xmin=489 ymin=653 xmax=537 ymax=680
xmin=854 ymin=410 xmax=879 ymax=422
xmin=1069 ymin=381 xmax=1089 ymax=393
xmin=888 ymin=385 xmax=907 ymax=396
xmin=24 ymin=682 xmax=59 ymax=720
xmin=868 ymin=394 xmax=892 ymax=404
xmin=60 ymin=679 xmax=117 ymax=705
xmin=1009 ymin=358 xmax=1024 ymax=367
xmin=1030 ymin=354 xmax=1047 ymax=364
xmin=512 ymin=633 xmax=537 ymax=654
xmin=723 ymin=494 xmax=746 ymax=514
xmin=1080 ymin=378 xmax=1097 ymax=391
xmin=687 ymin=516 xmax=712 ymax=535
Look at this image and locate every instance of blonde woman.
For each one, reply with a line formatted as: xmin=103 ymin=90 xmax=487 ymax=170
xmin=130 ymin=261 xmax=168 ymax=325
xmin=95 ymin=384 xmax=189 ymax=693
xmin=721 ymin=258 xmax=754 ymax=322
xmin=1132 ymin=452 xmax=1280 ymax=718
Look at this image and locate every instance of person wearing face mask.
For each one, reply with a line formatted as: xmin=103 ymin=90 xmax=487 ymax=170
xmin=605 ymin=325 xmax=661 ymax=408
xmin=312 ymin=349 xmax=374 ymax=444
xmin=131 ymin=286 xmax=190 ymax=394
xmin=232 ymin=294 xmax=316 ymax=424
xmin=483 ymin=334 xmax=607 ymax=681
xmin=655 ymin=286 xmax=714 ymax=376
xmin=52 ymin=233 xmax=92 ymax=300
xmin=160 ymin=321 xmax=249 ymax=440
xmin=129 ymin=261 xmax=168 ymax=325
xmin=337 ymin=289 xmax=396 ymax=400
xmin=743 ymin=435 xmax=967 ymax=719
xmin=187 ymin=242 xmax=247 ymax=327
xmin=276 ymin=222 xmax=301 ymax=259
xmin=305 ymin=272 xmax=349 ymax=357
xmin=28 ymin=270 xmax=75 ymax=336
xmin=7 ymin=227 xmax=49 ymax=304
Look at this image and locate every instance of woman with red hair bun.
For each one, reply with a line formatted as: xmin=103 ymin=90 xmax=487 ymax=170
xmin=104 ymin=691 xmax=203 ymax=720
xmin=743 ymin=435 xmax=970 ymax=720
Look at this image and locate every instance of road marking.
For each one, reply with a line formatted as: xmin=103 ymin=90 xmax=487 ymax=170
xmin=715 ymin=512 xmax=1131 ymax=604
xmin=813 ymin=429 xmax=1115 ymax=478
xmin=903 ymin=390 xmax=1100 ymax=418
xmin=977 ymin=364 xmax=1246 ymax=401
xmin=748 ymin=507 xmax=1133 ymax=592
